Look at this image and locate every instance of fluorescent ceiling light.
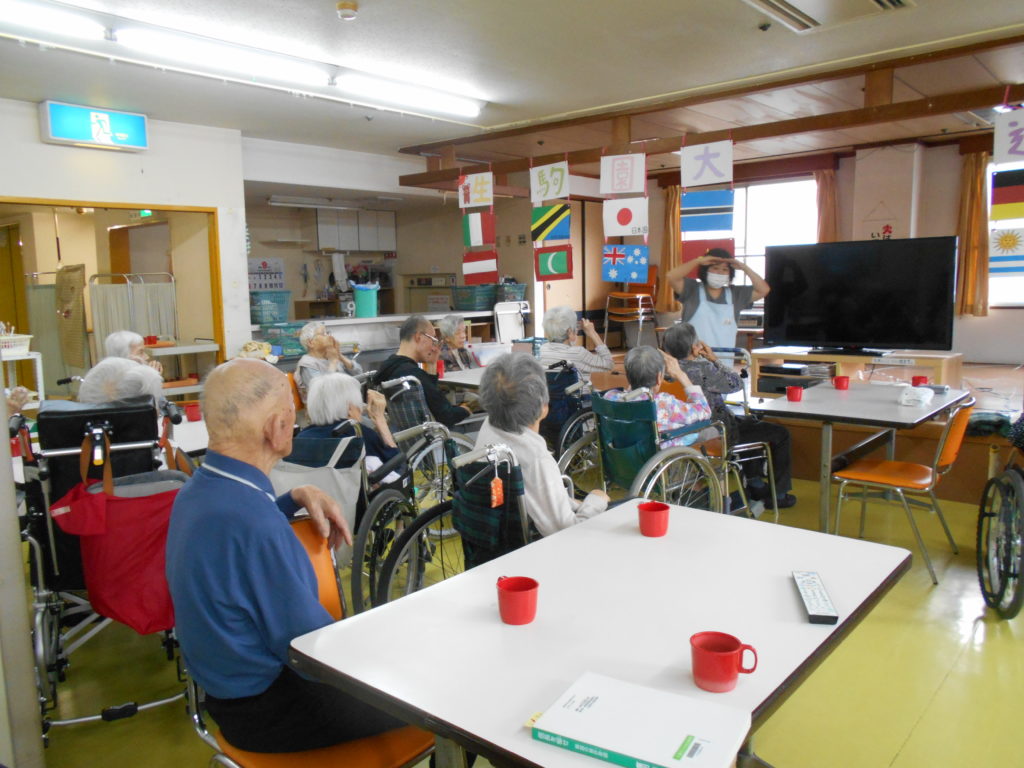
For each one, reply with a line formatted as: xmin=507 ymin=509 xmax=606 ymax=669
xmin=267 ymin=195 xmax=360 ymax=210
xmin=4 ymin=0 xmax=106 ymax=40
xmin=334 ymin=73 xmax=481 ymax=118
xmin=116 ymin=27 xmax=328 ymax=87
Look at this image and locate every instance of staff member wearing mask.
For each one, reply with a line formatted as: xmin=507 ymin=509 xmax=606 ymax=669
xmin=665 ymin=247 xmax=770 ymax=349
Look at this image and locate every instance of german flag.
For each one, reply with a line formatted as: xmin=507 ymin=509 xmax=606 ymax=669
xmin=992 ymin=168 xmax=1024 ymax=222
xmin=531 ymin=204 xmax=571 ymax=242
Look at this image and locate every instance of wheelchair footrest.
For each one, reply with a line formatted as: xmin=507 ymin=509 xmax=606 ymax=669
xmin=101 ymin=702 xmax=139 ymax=721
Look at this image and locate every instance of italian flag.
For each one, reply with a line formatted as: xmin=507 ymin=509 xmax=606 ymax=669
xmin=534 ymin=244 xmax=573 ymax=281
xmin=462 ymin=212 xmax=496 ymax=247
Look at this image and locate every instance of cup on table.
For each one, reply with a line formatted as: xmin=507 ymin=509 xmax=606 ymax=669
xmin=637 ymin=501 xmax=670 ymax=537
xmin=912 ymin=375 xmax=929 ymax=387
xmin=833 ymin=375 xmax=850 ymax=390
xmin=184 ymin=403 xmax=202 ymax=422
xmin=690 ymin=631 xmax=758 ymax=693
xmin=144 ymin=335 xmax=158 ymax=345
xmin=436 ymin=359 xmax=445 ymax=378
xmin=786 ymin=386 xmax=803 ymax=402
xmin=496 ymin=576 xmax=538 ymax=625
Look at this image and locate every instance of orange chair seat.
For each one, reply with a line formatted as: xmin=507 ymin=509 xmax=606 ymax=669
xmin=215 ymin=725 xmax=434 ymax=768
xmin=833 ymin=459 xmax=934 ymax=490
xmin=694 ymin=437 xmax=724 ymax=458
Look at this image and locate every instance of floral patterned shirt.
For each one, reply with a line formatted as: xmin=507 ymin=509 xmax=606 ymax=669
xmin=604 ymin=386 xmax=711 ymax=448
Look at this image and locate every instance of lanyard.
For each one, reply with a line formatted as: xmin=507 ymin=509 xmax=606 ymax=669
xmin=200 ymin=462 xmax=276 ymax=503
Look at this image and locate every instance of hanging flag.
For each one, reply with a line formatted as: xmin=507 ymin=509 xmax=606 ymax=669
xmin=599 ymin=153 xmax=647 ymax=195
xmin=680 ymin=139 xmax=733 ymax=187
xmin=602 ymin=245 xmax=649 ymax=283
xmin=681 ymin=189 xmax=734 ymax=234
xmin=990 ymin=228 xmax=1024 ymax=274
xmin=531 ymin=204 xmax=571 ymax=242
xmin=458 ymin=172 xmax=494 ymax=209
xmin=603 ymin=197 xmax=649 ymax=237
xmin=530 ymin=161 xmax=570 ymax=203
xmin=534 ymin=244 xmax=574 ymax=281
xmin=462 ymin=212 xmax=496 ymax=247
xmin=462 ymin=250 xmax=498 ymax=285
xmin=994 ymin=111 xmax=1024 ymax=167
xmin=991 ymin=168 xmax=1024 ymax=221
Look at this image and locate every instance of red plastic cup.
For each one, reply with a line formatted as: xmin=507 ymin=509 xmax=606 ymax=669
xmin=638 ymin=501 xmax=670 ymax=537
xmin=786 ymin=386 xmax=803 ymax=402
xmin=436 ymin=359 xmax=445 ymax=378
xmin=912 ymin=375 xmax=929 ymax=387
xmin=690 ymin=631 xmax=758 ymax=693
xmin=10 ymin=436 xmax=21 ymax=458
xmin=144 ymin=335 xmax=158 ymax=345
xmin=833 ymin=375 xmax=850 ymax=390
xmin=184 ymin=403 xmax=202 ymax=422
xmin=496 ymin=576 xmax=538 ymax=625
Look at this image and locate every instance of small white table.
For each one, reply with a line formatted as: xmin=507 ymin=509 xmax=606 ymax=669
xmin=1 ymin=349 xmax=44 ymax=408
xmin=748 ymin=383 xmax=970 ymax=532
xmin=168 ymin=417 xmax=208 ymax=456
xmin=438 ymin=367 xmax=486 ymax=391
xmin=291 ymin=500 xmax=910 ymax=768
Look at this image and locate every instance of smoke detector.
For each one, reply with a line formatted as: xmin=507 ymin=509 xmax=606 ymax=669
xmin=337 ymin=2 xmax=358 ymax=21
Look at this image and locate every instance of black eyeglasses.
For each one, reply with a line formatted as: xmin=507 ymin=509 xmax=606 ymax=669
xmin=420 ymin=331 xmax=440 ymax=346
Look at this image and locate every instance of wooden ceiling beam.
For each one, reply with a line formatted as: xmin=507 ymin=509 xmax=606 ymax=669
xmin=864 ymin=68 xmax=894 ymax=107
xmin=400 ymin=83 xmax=1024 ymax=188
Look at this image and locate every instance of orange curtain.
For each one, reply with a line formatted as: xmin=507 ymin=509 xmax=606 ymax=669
xmin=955 ymin=151 xmax=989 ymax=317
xmin=814 ymin=169 xmax=838 ymax=243
xmin=656 ymin=185 xmax=681 ymax=313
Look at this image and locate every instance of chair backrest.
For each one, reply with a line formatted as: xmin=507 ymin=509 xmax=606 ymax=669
xmin=591 ymin=392 xmax=660 ymax=490
xmin=620 ymin=264 xmax=658 ymax=296
xmin=378 ymin=376 xmax=430 ymax=443
xmin=285 ymin=372 xmax=304 ymax=412
xmin=934 ymin=397 xmax=976 ymax=473
xmin=539 ymin=363 xmax=584 ymax=445
xmin=710 ymin=347 xmax=752 ymax=415
xmin=289 ymin=517 xmax=344 ymax=621
xmin=452 ymin=458 xmax=531 ymax=570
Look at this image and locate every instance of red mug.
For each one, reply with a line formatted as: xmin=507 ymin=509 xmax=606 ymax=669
xmin=144 ymin=335 xmax=158 ymax=345
xmin=638 ymin=501 xmax=670 ymax=537
xmin=436 ymin=359 xmax=445 ymax=378
xmin=786 ymin=386 xmax=803 ymax=402
xmin=912 ymin=375 xmax=929 ymax=387
xmin=690 ymin=631 xmax=758 ymax=693
xmin=496 ymin=576 xmax=538 ymax=625
xmin=833 ymin=375 xmax=850 ymax=390
xmin=184 ymin=403 xmax=202 ymax=422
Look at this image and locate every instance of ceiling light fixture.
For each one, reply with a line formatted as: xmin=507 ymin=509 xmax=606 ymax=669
xmin=336 ymin=2 xmax=358 ymax=22
xmin=333 ymin=72 xmax=482 ymax=118
xmin=4 ymin=0 xmax=106 ymax=40
xmin=267 ymin=195 xmax=361 ymax=210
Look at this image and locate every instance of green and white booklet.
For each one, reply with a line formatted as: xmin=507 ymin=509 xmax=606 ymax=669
xmin=531 ymin=672 xmax=751 ymax=768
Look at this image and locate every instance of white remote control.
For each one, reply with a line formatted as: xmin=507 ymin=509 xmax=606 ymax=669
xmin=792 ymin=570 xmax=839 ymax=625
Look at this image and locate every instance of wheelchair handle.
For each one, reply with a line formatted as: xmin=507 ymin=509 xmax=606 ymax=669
xmin=393 ymin=421 xmax=449 ymax=444
xmin=159 ymin=398 xmax=182 ymax=425
xmin=367 ymin=450 xmax=407 ymax=485
xmin=380 ymin=375 xmax=419 ymax=391
xmin=330 ymin=418 xmax=358 ymax=437
xmin=452 ymin=442 xmax=517 ymax=470
xmin=8 ymin=413 xmax=26 ymax=439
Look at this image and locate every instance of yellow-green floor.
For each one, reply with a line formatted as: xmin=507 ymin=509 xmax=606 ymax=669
xmin=39 ymin=478 xmax=1021 ymax=768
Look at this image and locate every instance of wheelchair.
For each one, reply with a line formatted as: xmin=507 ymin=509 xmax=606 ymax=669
xmin=557 ymin=390 xmax=724 ymax=511
xmin=977 ymin=413 xmax=1024 ymax=619
xmin=539 ymin=359 xmax=596 ymax=458
xmin=374 ymin=442 xmax=534 ymax=606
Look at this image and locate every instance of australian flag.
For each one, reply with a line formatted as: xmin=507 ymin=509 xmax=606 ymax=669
xmin=602 ymin=244 xmax=649 ymax=284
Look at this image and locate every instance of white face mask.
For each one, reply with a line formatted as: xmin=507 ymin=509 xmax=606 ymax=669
xmin=706 ymin=272 xmax=731 ymax=289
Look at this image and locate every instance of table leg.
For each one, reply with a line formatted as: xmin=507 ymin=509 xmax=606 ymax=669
xmin=819 ymin=422 xmax=833 ymax=533
xmin=434 ymin=735 xmax=469 ymax=768
xmin=737 ymin=735 xmax=776 ymax=768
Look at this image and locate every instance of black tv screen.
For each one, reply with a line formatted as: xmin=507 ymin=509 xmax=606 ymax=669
xmin=763 ymin=237 xmax=957 ymax=352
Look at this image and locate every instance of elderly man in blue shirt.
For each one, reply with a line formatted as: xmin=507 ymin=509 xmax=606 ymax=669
xmin=166 ymin=358 xmax=405 ymax=753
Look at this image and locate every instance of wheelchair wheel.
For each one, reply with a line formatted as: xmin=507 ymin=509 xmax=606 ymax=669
xmin=977 ymin=468 xmax=1024 ymax=619
xmin=557 ymin=431 xmax=605 ymax=498
xmin=375 ymin=501 xmax=463 ymax=606
xmin=350 ymin=489 xmax=419 ymax=614
xmin=630 ymin=447 xmax=723 ymax=512
xmin=32 ymin=596 xmax=63 ymax=713
xmin=556 ymin=409 xmax=596 ymax=459
xmin=409 ymin=433 xmax=474 ymax=514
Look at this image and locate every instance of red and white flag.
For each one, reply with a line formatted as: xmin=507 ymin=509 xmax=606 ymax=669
xmin=603 ymin=197 xmax=649 ymax=237
xmin=462 ymin=250 xmax=498 ymax=285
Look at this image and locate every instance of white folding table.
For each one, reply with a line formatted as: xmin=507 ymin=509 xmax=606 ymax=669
xmin=291 ymin=499 xmax=910 ymax=768
xmin=438 ymin=366 xmax=486 ymax=391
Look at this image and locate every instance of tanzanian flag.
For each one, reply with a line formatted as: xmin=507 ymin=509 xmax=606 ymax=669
xmin=534 ymin=244 xmax=573 ymax=281
xmin=991 ymin=169 xmax=1024 ymax=222
xmin=462 ymin=212 xmax=496 ymax=247
xmin=531 ymin=204 xmax=571 ymax=242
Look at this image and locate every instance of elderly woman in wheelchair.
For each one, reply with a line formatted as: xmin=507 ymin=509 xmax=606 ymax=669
xmin=475 ymin=353 xmax=609 ymax=536
xmin=294 ymin=321 xmax=362 ymax=404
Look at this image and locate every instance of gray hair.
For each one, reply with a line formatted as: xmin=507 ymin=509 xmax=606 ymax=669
xmin=663 ymin=323 xmax=698 ymax=360
xmin=479 ymin=353 xmax=549 ymax=433
xmin=104 ymin=330 xmax=143 ymax=359
xmin=399 ymin=314 xmax=431 ymax=342
xmin=438 ymin=314 xmax=465 ymax=341
xmin=79 ymin=357 xmax=164 ymax=404
xmin=306 ymin=373 xmax=363 ymax=426
xmin=542 ymin=306 xmax=577 ymax=343
xmin=298 ymin=321 xmax=326 ymax=351
xmin=623 ymin=346 xmax=665 ymax=390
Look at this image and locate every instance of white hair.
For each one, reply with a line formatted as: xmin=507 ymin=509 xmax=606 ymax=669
xmin=79 ymin=357 xmax=164 ymax=404
xmin=298 ymin=321 xmax=326 ymax=351
xmin=306 ymin=373 xmax=363 ymax=426
xmin=479 ymin=353 xmax=549 ymax=433
xmin=104 ymin=330 xmax=144 ymax=359
xmin=438 ymin=314 xmax=465 ymax=341
xmin=542 ymin=306 xmax=578 ymax=343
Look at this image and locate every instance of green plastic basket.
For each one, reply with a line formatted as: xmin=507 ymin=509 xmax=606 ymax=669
xmin=250 ymin=290 xmax=291 ymax=324
xmin=495 ymin=283 xmax=527 ymax=302
xmin=452 ymin=284 xmax=497 ymax=311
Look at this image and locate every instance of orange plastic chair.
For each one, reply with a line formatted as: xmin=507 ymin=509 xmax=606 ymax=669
xmin=832 ymin=397 xmax=975 ymax=584
xmin=603 ymin=265 xmax=658 ymax=346
xmin=285 ymin=372 xmax=304 ymax=412
xmin=186 ymin=518 xmax=434 ymax=768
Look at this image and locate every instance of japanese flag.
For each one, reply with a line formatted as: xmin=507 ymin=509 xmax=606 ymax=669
xmin=603 ymin=197 xmax=649 ymax=237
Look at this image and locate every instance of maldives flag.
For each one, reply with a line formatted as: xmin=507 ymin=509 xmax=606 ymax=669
xmin=462 ymin=212 xmax=496 ymax=247
xmin=534 ymin=244 xmax=573 ymax=281
xmin=991 ymin=168 xmax=1024 ymax=221
xmin=462 ymin=250 xmax=498 ymax=285
xmin=603 ymin=197 xmax=649 ymax=237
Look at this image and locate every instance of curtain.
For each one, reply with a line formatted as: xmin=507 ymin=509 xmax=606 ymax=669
xmin=814 ymin=169 xmax=838 ymax=243
xmin=656 ymin=185 xmax=682 ymax=313
xmin=955 ymin=151 xmax=989 ymax=317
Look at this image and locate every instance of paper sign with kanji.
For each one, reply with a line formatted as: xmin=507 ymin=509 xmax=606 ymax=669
xmin=603 ymin=197 xmax=649 ymax=237
xmin=458 ymin=172 xmax=494 ymax=209
xmin=534 ymin=244 xmax=574 ymax=281
xmin=602 ymin=245 xmax=649 ymax=284
xmin=599 ymin=154 xmax=647 ymax=195
xmin=994 ymin=111 xmax=1024 ymax=167
xmin=680 ymin=140 xmax=733 ymax=187
xmin=530 ymin=161 xmax=570 ymax=204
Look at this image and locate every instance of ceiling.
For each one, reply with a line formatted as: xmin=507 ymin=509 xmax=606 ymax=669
xmin=1 ymin=0 xmax=1023 ymax=202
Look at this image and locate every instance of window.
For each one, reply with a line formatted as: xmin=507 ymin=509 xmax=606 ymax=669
xmin=988 ymin=161 xmax=1024 ymax=308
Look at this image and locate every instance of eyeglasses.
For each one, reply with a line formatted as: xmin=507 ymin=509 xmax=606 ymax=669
xmin=420 ymin=330 xmax=440 ymax=346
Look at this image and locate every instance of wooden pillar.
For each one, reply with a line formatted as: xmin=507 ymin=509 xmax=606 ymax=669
xmin=439 ymin=145 xmax=458 ymax=169
xmin=426 ymin=156 xmax=441 ymax=172
xmin=864 ymin=68 xmax=894 ymax=107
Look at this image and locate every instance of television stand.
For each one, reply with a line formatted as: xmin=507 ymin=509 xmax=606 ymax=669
xmin=751 ymin=347 xmax=963 ymax=397
xmin=809 ymin=347 xmax=892 ymax=357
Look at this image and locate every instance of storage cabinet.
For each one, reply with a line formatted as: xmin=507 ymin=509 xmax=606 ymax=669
xmin=317 ymin=210 xmax=395 ymax=252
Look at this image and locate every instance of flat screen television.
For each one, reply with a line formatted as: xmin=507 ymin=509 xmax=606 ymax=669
xmin=763 ymin=236 xmax=957 ymax=352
